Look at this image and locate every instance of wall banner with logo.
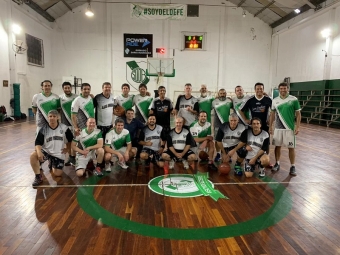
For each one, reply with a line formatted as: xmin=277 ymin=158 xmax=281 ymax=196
xmin=124 ymin=34 xmax=153 ymax=58
xmin=131 ymin=3 xmax=187 ymax=20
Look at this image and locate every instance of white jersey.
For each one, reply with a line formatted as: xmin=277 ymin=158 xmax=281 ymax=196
xmin=105 ymin=128 xmax=131 ymax=150
xmin=35 ymin=123 xmax=73 ymax=160
xmin=139 ymin=125 xmax=165 ymax=151
xmin=133 ymin=94 xmax=153 ymax=123
xmin=59 ymin=93 xmax=77 ymax=127
xmin=71 ymin=95 xmax=95 ymax=129
xmin=94 ymin=93 xmax=116 ymax=126
xmin=175 ymin=95 xmax=199 ymax=126
xmin=232 ymin=95 xmax=250 ymax=125
xmin=215 ymin=123 xmax=246 ymax=148
xmin=32 ymin=93 xmax=60 ymax=128
xmin=115 ymin=94 xmax=135 ymax=110
xmin=73 ymin=128 xmax=102 ymax=151
xmin=240 ymin=129 xmax=269 ymax=159
xmin=167 ymin=128 xmax=192 ymax=151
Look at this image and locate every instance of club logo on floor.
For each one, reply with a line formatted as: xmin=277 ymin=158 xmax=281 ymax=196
xmin=148 ymin=173 xmax=228 ymax=201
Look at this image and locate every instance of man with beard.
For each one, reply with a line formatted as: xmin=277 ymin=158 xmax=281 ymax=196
xmin=215 ymin=113 xmax=246 ymax=175
xmin=71 ymin=83 xmax=95 ymax=137
xmin=59 ymin=81 xmax=77 ymax=166
xmin=148 ymin=86 xmax=174 ymax=134
xmin=162 ymin=117 xmax=197 ymax=170
xmin=115 ymin=83 xmax=135 ymax=111
xmin=232 ymin=85 xmax=250 ymax=126
xmin=104 ymin=118 xmax=137 ymax=171
xmin=93 ymin=82 xmax=116 ymax=140
xmin=198 ymin=84 xmax=214 ymax=123
xmin=32 ymin=80 xmax=60 ymax=129
xmin=138 ymin=114 xmax=166 ymax=168
xmin=212 ymin=88 xmax=233 ymax=162
xmin=30 ymin=110 xmax=73 ymax=186
xmin=133 ymin=83 xmax=153 ymax=124
xmin=190 ymin=111 xmax=217 ymax=170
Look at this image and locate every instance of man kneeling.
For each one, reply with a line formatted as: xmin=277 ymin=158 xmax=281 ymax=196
xmin=162 ymin=117 xmax=197 ymax=169
xmin=71 ymin=118 xmax=104 ymax=177
xmin=138 ymin=114 xmax=166 ymax=168
xmin=30 ymin=110 xmax=73 ymax=186
xmin=104 ymin=118 xmax=136 ymax=171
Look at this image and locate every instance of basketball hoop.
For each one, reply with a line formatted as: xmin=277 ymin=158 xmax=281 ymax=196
xmin=156 ymin=72 xmax=164 ymax=85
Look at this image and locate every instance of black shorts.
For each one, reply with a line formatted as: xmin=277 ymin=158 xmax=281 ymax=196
xmin=97 ymin=125 xmax=113 ymax=140
xmin=163 ymin=149 xmax=195 ymax=161
xmin=141 ymin=148 xmax=163 ymax=162
xmin=41 ymin=150 xmax=64 ymax=170
xmin=224 ymin=145 xmax=244 ymax=158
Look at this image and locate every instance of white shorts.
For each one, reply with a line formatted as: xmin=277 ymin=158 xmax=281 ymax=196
xmin=108 ymin=147 xmax=127 ymax=161
xmin=272 ymin=129 xmax=296 ymax=148
xmin=76 ymin=150 xmax=97 ymax=170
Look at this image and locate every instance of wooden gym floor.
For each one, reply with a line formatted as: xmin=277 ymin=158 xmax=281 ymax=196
xmin=0 ymin=118 xmax=340 ymax=255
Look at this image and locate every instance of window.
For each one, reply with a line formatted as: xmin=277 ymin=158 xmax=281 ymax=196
xmin=26 ymin=34 xmax=44 ymax=67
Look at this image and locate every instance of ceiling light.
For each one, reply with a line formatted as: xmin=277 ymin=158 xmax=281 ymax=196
xmin=12 ymin=24 xmax=22 ymax=34
xmin=85 ymin=3 xmax=94 ymax=17
xmin=294 ymin=9 xmax=300 ymax=14
xmin=321 ymin=28 xmax=331 ymax=38
xmin=242 ymin=10 xmax=246 ymax=18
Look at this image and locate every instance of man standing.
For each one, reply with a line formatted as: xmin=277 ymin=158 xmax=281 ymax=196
xmin=133 ymin=84 xmax=153 ymax=124
xmin=138 ymin=114 xmax=166 ymax=168
xmin=215 ymin=113 xmax=246 ymax=175
xmin=104 ymin=118 xmax=137 ymax=170
xmin=269 ymin=82 xmax=301 ymax=176
xmin=190 ymin=111 xmax=216 ymax=170
xmin=162 ymin=117 xmax=197 ymax=170
xmin=32 ymin=80 xmax=60 ymax=128
xmin=149 ymin=85 xmax=174 ymax=133
xmin=30 ymin=110 xmax=73 ymax=186
xmin=123 ymin=108 xmax=145 ymax=152
xmin=59 ymin=81 xmax=77 ymax=166
xmin=71 ymin=83 xmax=95 ymax=137
xmin=236 ymin=117 xmax=270 ymax=177
xmin=71 ymin=118 xmax=104 ymax=177
xmin=212 ymin=88 xmax=233 ymax=161
xmin=115 ymin=83 xmax=135 ymax=111
xmin=198 ymin=84 xmax=214 ymax=123
xmin=175 ymin=83 xmax=199 ymax=128
xmin=93 ymin=82 xmax=116 ymax=140
xmin=238 ymin=82 xmax=272 ymax=132
xmin=232 ymin=85 xmax=250 ymax=126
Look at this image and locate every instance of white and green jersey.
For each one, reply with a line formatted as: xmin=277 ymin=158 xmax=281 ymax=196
xmin=198 ymin=95 xmax=214 ymax=123
xmin=115 ymin=94 xmax=135 ymax=110
xmin=105 ymin=128 xmax=131 ymax=150
xmin=189 ymin=120 xmax=212 ymax=145
xmin=71 ymin=94 xmax=95 ymax=129
xmin=212 ymin=97 xmax=233 ymax=128
xmin=271 ymin=95 xmax=301 ymax=130
xmin=232 ymin=95 xmax=250 ymax=125
xmin=59 ymin=93 xmax=77 ymax=127
xmin=73 ymin=128 xmax=102 ymax=151
xmin=133 ymin=94 xmax=153 ymax=123
xmin=32 ymin=93 xmax=61 ymax=128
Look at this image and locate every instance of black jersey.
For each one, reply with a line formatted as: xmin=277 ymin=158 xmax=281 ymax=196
xmin=239 ymin=95 xmax=272 ymax=127
xmin=149 ymin=97 xmax=173 ymax=127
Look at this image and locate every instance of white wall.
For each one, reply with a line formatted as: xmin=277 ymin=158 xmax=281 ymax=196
xmin=0 ymin=0 xmax=53 ymax=115
xmin=52 ymin=1 xmax=272 ymax=100
xmin=270 ymin=2 xmax=340 ymax=87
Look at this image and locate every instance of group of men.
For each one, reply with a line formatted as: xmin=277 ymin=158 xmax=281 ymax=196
xmin=29 ymin=79 xmax=301 ymax=187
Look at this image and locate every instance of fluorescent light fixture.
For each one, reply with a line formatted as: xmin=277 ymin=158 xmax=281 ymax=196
xmin=242 ymin=10 xmax=246 ymax=18
xmin=85 ymin=4 xmax=94 ymax=17
xmin=294 ymin=9 xmax=300 ymax=14
xmin=12 ymin=24 xmax=21 ymax=34
xmin=321 ymin=28 xmax=331 ymax=38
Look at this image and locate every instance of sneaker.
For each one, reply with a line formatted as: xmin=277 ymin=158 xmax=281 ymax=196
xmin=272 ymin=162 xmax=280 ymax=171
xmin=169 ymin=159 xmax=175 ymax=169
xmin=183 ymin=160 xmax=189 ymax=169
xmin=104 ymin=163 xmax=112 ymax=172
xmin=94 ymin=166 xmax=104 ymax=176
xmin=289 ymin=166 xmax=297 ymax=176
xmin=214 ymin=153 xmax=221 ymax=162
xmin=259 ymin=167 xmax=265 ymax=178
xmin=208 ymin=163 xmax=218 ymax=171
xmin=118 ymin=161 xmax=129 ymax=169
xmin=65 ymin=157 xmax=76 ymax=166
xmin=32 ymin=175 xmax=43 ymax=186
xmin=234 ymin=165 xmax=243 ymax=176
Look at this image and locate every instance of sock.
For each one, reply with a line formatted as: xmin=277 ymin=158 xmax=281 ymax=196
xmin=97 ymin=162 xmax=104 ymax=168
xmin=208 ymin=160 xmax=213 ymax=164
xmin=276 ymin=161 xmax=280 ymax=164
xmin=35 ymin=174 xmax=41 ymax=178
xmin=235 ymin=161 xmax=241 ymax=166
xmin=291 ymin=164 xmax=295 ymax=167
xmin=70 ymin=155 xmax=75 ymax=159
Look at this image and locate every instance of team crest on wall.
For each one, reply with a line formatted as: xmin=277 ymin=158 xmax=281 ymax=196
xmin=126 ymin=60 xmax=150 ymax=86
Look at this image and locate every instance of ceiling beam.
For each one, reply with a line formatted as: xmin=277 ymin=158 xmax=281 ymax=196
xmin=254 ymin=0 xmax=275 ymax=17
xmin=237 ymin=0 xmax=247 ymax=7
xmin=25 ymin=0 xmax=55 ymax=22
xmin=61 ymin=0 xmax=72 ymax=11
xmin=301 ymin=0 xmax=316 ymax=8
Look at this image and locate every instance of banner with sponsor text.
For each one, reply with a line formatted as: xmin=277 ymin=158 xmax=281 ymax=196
xmin=131 ymin=3 xmax=187 ymax=20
